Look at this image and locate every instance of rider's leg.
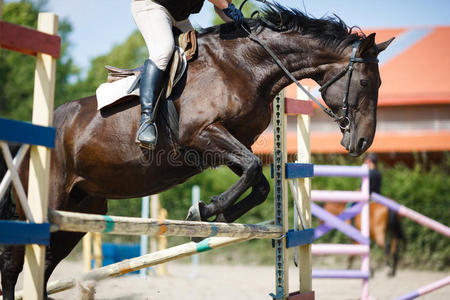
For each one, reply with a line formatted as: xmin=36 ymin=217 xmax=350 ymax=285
xmin=131 ymin=1 xmax=175 ymax=149
xmin=136 ymin=59 xmax=166 ymax=149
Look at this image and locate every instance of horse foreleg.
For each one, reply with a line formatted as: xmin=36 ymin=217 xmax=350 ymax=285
xmin=0 ymin=245 xmax=25 ymax=300
xmin=41 ymin=191 xmax=107 ymax=298
xmin=215 ymin=164 xmax=270 ymax=223
xmin=43 ymin=231 xmax=86 ymax=299
xmin=184 ymin=124 xmax=263 ymax=221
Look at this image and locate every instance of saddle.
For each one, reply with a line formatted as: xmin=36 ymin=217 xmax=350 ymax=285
xmin=104 ymin=30 xmax=197 ymax=98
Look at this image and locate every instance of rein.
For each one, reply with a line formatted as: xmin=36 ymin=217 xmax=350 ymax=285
xmin=239 ymin=1 xmax=379 ymax=131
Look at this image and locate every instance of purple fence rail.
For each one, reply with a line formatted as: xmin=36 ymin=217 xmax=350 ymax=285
xmin=372 ymin=193 xmax=450 ymax=238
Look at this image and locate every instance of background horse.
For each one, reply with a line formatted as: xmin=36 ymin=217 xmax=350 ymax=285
xmin=324 ymin=202 xmax=405 ymax=276
xmin=0 ymin=6 xmax=393 ymax=299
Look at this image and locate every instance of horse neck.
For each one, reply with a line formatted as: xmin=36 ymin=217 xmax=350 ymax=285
xmin=236 ymin=29 xmax=344 ymax=101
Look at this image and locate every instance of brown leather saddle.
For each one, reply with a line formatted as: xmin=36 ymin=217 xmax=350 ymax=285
xmin=104 ymin=30 xmax=197 ymax=97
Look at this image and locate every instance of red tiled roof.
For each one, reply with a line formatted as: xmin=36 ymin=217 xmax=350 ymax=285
xmin=378 ymin=27 xmax=450 ymax=106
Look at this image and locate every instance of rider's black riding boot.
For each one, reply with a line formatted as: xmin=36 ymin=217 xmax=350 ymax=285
xmin=136 ymin=59 xmax=165 ymax=149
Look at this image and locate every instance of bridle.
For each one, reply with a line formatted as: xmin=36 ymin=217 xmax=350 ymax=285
xmin=239 ymin=1 xmax=379 ymax=131
xmin=318 ymin=41 xmax=379 ymax=131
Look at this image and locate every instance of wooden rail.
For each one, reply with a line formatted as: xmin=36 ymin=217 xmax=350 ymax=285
xmin=49 ymin=210 xmax=282 ymax=239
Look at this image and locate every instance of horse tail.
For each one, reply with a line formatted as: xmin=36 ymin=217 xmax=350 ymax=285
xmin=0 ymin=143 xmax=19 ymax=220
xmin=388 ymin=208 xmax=406 ymax=247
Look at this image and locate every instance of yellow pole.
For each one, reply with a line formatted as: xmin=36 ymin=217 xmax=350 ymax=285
xmin=296 ymin=87 xmax=313 ymax=293
xmin=22 ymin=13 xmax=58 ymax=300
xmin=150 ymin=195 xmax=160 ymax=253
xmin=83 ymin=233 xmax=93 ymax=272
xmin=156 ymin=208 xmax=168 ymax=276
xmin=0 ymin=0 xmax=3 ymax=21
xmin=93 ymin=232 xmax=103 ymax=268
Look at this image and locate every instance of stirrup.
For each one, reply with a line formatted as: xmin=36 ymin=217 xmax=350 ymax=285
xmin=136 ymin=120 xmax=158 ymax=150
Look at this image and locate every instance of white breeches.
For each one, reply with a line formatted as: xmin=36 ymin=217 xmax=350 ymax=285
xmin=131 ymin=0 xmax=194 ymax=71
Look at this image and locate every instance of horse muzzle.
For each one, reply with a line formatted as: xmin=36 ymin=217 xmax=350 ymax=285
xmin=341 ymin=131 xmax=370 ymax=157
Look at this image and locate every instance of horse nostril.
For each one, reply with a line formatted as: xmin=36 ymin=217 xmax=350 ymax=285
xmin=357 ymin=138 xmax=368 ymax=151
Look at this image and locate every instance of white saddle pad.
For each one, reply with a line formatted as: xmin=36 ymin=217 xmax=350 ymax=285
xmin=96 ymin=76 xmax=140 ymax=110
xmin=96 ymin=47 xmax=187 ymax=111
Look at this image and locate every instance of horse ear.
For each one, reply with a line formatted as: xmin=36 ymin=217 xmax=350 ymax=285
xmin=357 ymin=33 xmax=376 ymax=56
xmin=376 ymin=37 xmax=395 ymax=54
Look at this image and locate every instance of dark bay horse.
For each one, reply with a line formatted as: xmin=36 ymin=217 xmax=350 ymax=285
xmin=324 ymin=202 xmax=404 ymax=276
xmin=0 ymin=6 xmax=393 ymax=299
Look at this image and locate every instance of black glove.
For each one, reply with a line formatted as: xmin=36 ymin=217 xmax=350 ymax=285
xmin=223 ymin=3 xmax=244 ymax=26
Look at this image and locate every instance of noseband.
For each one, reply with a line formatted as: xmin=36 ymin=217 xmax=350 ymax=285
xmin=318 ymin=41 xmax=379 ymax=131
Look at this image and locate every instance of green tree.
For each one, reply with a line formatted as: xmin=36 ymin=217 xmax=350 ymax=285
xmin=0 ymin=0 xmax=77 ymax=121
xmin=66 ymin=31 xmax=146 ymax=100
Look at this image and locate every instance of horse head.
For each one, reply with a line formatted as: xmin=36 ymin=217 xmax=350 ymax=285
xmin=319 ymin=33 xmax=394 ymax=156
xmin=245 ymin=5 xmax=394 ymax=156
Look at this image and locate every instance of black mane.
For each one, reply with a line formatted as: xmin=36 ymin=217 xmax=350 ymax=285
xmin=253 ymin=4 xmax=364 ymax=51
xmin=199 ymin=4 xmax=365 ymax=52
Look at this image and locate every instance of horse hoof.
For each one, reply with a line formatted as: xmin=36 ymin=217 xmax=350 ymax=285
xmin=186 ymin=201 xmax=205 ymax=242
xmin=191 ymin=236 xmax=206 ymax=243
xmin=186 ymin=202 xmax=202 ymax=222
xmin=214 ymin=214 xmax=227 ymax=223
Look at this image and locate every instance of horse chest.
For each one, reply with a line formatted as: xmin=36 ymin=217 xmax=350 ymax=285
xmin=227 ymin=105 xmax=271 ymax=146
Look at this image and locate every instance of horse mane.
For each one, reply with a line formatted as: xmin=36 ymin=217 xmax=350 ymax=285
xmin=198 ymin=3 xmax=365 ymax=53
xmin=256 ymin=4 xmax=365 ymax=50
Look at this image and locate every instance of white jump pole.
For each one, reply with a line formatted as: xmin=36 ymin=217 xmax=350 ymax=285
xmin=140 ymin=196 xmax=150 ymax=278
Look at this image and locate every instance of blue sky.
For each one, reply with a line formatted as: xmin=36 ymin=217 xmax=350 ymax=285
xmin=5 ymin=0 xmax=450 ymax=72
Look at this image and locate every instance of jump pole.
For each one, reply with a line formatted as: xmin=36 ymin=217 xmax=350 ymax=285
xmin=310 ymin=165 xmax=370 ymax=300
xmin=82 ymin=232 xmax=93 ymax=271
xmin=273 ymin=89 xmax=315 ymax=300
xmin=371 ymin=193 xmax=450 ymax=299
xmin=49 ymin=210 xmax=283 ymax=238
xmin=139 ymin=195 xmax=150 ymax=278
xmin=395 ymin=276 xmax=450 ymax=300
xmin=295 ymin=87 xmax=313 ymax=294
xmin=0 ymin=10 xmax=60 ymax=299
xmin=372 ymin=193 xmax=450 ymax=237
xmin=272 ymin=90 xmax=290 ymax=299
xmin=14 ymin=224 xmax=272 ymax=299
xmin=22 ymin=13 xmax=58 ymax=300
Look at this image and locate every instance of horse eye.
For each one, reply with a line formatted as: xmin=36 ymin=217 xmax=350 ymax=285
xmin=360 ymin=79 xmax=368 ymax=87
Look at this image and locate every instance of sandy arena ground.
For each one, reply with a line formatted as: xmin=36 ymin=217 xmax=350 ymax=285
xmin=13 ymin=260 xmax=450 ymax=300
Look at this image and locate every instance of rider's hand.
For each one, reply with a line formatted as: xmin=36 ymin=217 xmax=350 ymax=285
xmin=223 ymin=3 xmax=244 ymax=26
